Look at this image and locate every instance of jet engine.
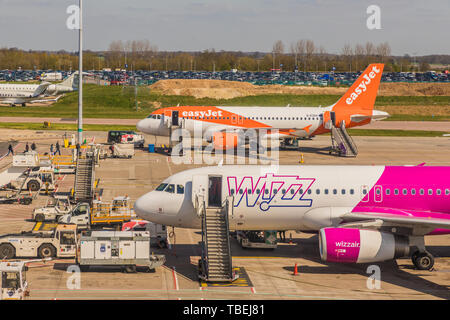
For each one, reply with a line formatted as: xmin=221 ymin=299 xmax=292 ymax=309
xmin=319 ymin=227 xmax=409 ymax=263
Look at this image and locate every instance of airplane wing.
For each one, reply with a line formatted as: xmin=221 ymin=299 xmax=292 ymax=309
xmin=32 ymin=82 xmax=51 ymax=97
xmin=29 ymin=95 xmax=64 ymax=103
xmin=341 ymin=210 xmax=450 ymax=235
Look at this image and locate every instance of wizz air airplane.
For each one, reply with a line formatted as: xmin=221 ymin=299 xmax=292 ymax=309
xmin=0 ymin=72 xmax=78 ymax=106
xmin=136 ymin=64 xmax=389 ymax=150
xmin=134 ymin=165 xmax=450 ymax=270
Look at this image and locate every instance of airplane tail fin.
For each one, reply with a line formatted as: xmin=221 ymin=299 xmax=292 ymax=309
xmin=60 ymin=72 xmax=78 ymax=89
xmin=331 ymin=63 xmax=384 ymax=126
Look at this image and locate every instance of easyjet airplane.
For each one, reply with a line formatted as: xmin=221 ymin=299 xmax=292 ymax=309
xmin=134 ymin=164 xmax=450 ymax=270
xmin=136 ymin=64 xmax=389 ymax=149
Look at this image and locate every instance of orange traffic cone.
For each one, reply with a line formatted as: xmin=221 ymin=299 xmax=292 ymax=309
xmin=293 ymin=263 xmax=298 ymax=276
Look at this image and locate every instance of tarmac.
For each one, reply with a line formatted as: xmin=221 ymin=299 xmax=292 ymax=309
xmin=0 ymin=129 xmax=449 ymax=300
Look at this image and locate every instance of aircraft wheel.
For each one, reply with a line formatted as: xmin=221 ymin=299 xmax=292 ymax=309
xmin=413 ymin=252 xmax=434 ymax=270
xmin=35 ymin=214 xmax=45 ymax=222
xmin=0 ymin=243 xmax=15 ymax=259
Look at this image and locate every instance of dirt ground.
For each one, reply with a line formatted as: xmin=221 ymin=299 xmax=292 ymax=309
xmin=149 ymin=79 xmax=450 ymax=99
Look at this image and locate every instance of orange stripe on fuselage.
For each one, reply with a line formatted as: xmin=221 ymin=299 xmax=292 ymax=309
xmin=153 ymin=106 xmax=271 ymax=128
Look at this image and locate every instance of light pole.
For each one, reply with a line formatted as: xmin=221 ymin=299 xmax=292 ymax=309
xmin=78 ymin=0 xmax=83 ymax=145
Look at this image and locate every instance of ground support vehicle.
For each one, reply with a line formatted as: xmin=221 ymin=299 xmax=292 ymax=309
xmin=58 ymin=197 xmax=136 ymax=230
xmin=0 ymin=224 xmax=77 ymax=259
xmin=236 ymin=230 xmax=278 ymax=249
xmin=77 ymin=230 xmax=165 ymax=273
xmin=31 ymin=195 xmax=72 ymax=222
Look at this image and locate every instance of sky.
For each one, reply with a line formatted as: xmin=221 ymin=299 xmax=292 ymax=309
xmin=0 ymin=0 xmax=449 ymax=56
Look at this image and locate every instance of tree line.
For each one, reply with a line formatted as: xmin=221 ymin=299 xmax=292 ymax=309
xmin=0 ymin=39 xmax=447 ymax=72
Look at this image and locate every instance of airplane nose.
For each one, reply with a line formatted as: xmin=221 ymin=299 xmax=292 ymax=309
xmin=136 ymin=119 xmax=147 ymax=133
xmin=134 ymin=192 xmax=154 ymax=220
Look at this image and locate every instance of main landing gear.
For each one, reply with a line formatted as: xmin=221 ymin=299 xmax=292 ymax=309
xmin=411 ymin=251 xmax=435 ymax=270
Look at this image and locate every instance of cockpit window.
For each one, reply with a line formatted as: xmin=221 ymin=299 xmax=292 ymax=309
xmin=165 ymin=184 xmax=175 ymax=193
xmin=156 ymin=115 xmax=161 ymax=119
xmin=155 ymin=183 xmax=168 ymax=191
xmin=177 ymin=184 xmax=184 ymax=194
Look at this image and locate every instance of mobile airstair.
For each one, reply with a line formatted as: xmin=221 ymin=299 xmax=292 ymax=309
xmin=193 ymin=175 xmax=237 ymax=282
xmin=330 ymin=121 xmax=358 ymax=157
xmin=74 ymin=152 xmax=95 ymax=203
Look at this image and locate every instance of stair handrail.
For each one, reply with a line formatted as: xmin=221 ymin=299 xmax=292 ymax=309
xmin=340 ymin=121 xmax=358 ymax=155
xmin=223 ymin=197 xmax=233 ymax=280
xmin=200 ymin=200 xmax=208 ymax=279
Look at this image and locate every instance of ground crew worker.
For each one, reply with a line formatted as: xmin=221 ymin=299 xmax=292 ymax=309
xmin=50 ymin=144 xmax=54 ymax=156
xmin=55 ymin=141 xmax=61 ymax=155
xmin=25 ymin=143 xmax=29 ymax=153
xmin=7 ymin=144 xmax=14 ymax=156
xmin=31 ymin=142 xmax=36 ymax=151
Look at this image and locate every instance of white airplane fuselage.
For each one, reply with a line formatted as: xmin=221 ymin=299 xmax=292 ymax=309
xmin=134 ymin=165 xmax=450 ymax=234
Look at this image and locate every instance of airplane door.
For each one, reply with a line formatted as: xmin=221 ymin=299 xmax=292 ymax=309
xmin=323 ymin=111 xmax=332 ymax=129
xmin=330 ymin=111 xmax=336 ymax=127
xmin=192 ymin=174 xmax=208 ymax=214
xmin=172 ymin=110 xmax=179 ymax=126
xmin=163 ymin=110 xmax=172 ymax=127
xmin=374 ymin=185 xmax=383 ymax=203
xmin=208 ymin=176 xmax=222 ymax=208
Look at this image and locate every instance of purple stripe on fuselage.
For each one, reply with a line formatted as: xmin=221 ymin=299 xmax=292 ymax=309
xmin=353 ymin=166 xmax=450 ymax=235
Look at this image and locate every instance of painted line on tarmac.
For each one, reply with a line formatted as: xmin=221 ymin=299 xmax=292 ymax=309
xmin=172 ymin=266 xmax=179 ymax=291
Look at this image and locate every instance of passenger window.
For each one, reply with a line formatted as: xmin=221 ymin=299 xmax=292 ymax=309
xmin=420 ymin=189 xmax=424 ymax=195
xmin=239 ymin=189 xmax=244 ymax=194
xmin=428 ymin=189 xmax=433 ymax=195
xmin=411 ymin=189 xmax=416 ymax=195
xmin=324 ymin=189 xmax=329 ymax=194
xmin=394 ymin=189 xmax=399 ymax=195
xmin=256 ymin=189 xmax=260 ymax=194
xmin=299 ymin=189 xmax=304 ymax=194
xmin=333 ymin=189 xmax=337 ymax=195
xmin=350 ymin=189 xmax=354 ymax=195
xmin=402 ymin=189 xmax=407 ymax=195
xmin=446 ymin=189 xmax=450 ymax=195
xmin=273 ymin=189 xmax=278 ymax=194
xmin=376 ymin=189 xmax=381 ymax=195
xmin=437 ymin=189 xmax=441 ymax=195
xmin=386 ymin=189 xmax=390 ymax=195
xmin=316 ymin=189 xmax=320 ymax=194
xmin=177 ymin=185 xmax=184 ymax=194
xmin=290 ymin=189 xmax=295 ymax=195
xmin=265 ymin=189 xmax=269 ymax=194
xmin=165 ymin=184 xmax=175 ymax=193
xmin=282 ymin=189 xmax=286 ymax=194
xmin=341 ymin=189 xmax=346 ymax=195
xmin=231 ymin=189 xmax=235 ymax=195
xmin=247 ymin=189 xmax=252 ymax=195
xmin=307 ymin=189 xmax=312 ymax=194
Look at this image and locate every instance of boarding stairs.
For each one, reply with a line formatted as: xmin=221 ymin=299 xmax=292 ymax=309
xmin=74 ymin=153 xmax=95 ymax=203
xmin=331 ymin=121 xmax=358 ymax=157
xmin=198 ymin=197 xmax=237 ymax=282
